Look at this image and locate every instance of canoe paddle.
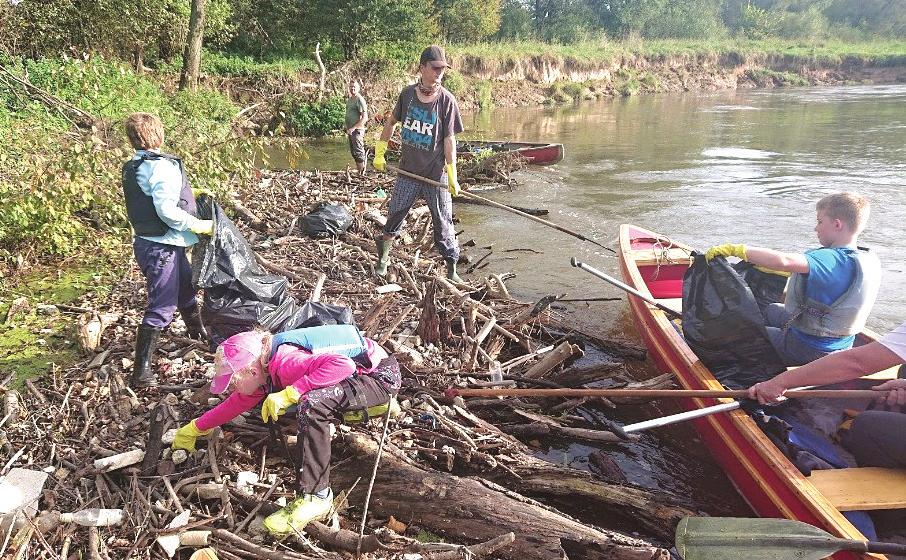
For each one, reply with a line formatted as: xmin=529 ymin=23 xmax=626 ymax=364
xmin=570 ymin=257 xmax=683 ymax=319
xmin=675 ymin=516 xmax=906 ymax=560
xmin=384 ymin=165 xmax=616 ymax=254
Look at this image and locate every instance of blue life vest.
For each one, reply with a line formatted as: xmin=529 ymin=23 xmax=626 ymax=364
xmin=784 ymin=247 xmax=881 ymax=338
xmin=270 ymin=324 xmax=366 ymax=359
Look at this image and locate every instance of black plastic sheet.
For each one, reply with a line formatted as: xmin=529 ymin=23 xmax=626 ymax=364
xmin=301 ymin=203 xmax=352 ymax=238
xmin=682 ymin=254 xmax=785 ymax=389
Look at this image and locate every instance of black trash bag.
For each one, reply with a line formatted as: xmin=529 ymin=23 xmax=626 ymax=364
xmin=201 ymin=286 xmax=282 ymax=346
xmin=202 ymin=289 xmax=358 ymax=347
xmin=301 ymin=203 xmax=352 ymax=238
xmin=192 ymin=197 xmax=288 ymax=305
xmin=682 ymin=254 xmax=786 ymax=389
xmin=733 ymin=261 xmax=788 ymax=309
xmin=258 ymin=299 xmax=355 ymax=333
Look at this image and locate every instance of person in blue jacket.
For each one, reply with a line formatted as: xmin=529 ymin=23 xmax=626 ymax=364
xmin=122 ymin=113 xmax=214 ymax=388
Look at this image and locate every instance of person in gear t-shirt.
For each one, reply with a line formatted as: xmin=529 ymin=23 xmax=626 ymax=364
xmin=393 ymin=85 xmax=462 ymax=182
xmin=792 ymin=247 xmax=858 ymax=351
xmin=370 ymin=45 xmax=466 ymax=282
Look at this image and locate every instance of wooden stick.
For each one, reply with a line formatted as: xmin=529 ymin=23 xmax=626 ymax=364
xmin=522 ymin=341 xmax=583 ymax=379
xmin=387 ymin=165 xmax=615 ymax=253
xmin=446 ymin=387 xmax=888 ymax=400
xmin=356 ymin=405 xmax=393 ymax=557
xmin=310 ymin=273 xmax=326 ymax=302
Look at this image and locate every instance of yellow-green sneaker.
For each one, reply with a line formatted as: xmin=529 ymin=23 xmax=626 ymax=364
xmin=263 ymin=490 xmax=333 ymax=536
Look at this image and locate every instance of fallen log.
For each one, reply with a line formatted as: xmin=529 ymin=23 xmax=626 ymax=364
xmin=332 ymin=432 xmax=670 ymax=560
xmin=445 ymin=402 xmax=699 ymax=539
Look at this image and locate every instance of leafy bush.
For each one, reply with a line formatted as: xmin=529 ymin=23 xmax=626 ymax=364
xmin=640 ymin=73 xmax=660 ymax=89
xmin=776 ymin=7 xmax=829 ymax=40
xmin=739 ymin=3 xmax=781 ymax=40
xmin=475 ymin=80 xmax=495 ymax=110
xmin=198 ymin=51 xmax=318 ymax=78
xmin=562 ymin=81 xmax=585 ymax=100
xmin=443 ymin=71 xmax=466 ymax=96
xmin=618 ymin=78 xmax=641 ymax=96
xmin=286 ymin=97 xmax=346 ymax=136
xmin=0 ymin=56 xmax=258 ymax=261
xmin=546 ymin=82 xmax=573 ymax=104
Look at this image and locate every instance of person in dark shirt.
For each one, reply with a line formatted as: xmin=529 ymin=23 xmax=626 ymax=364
xmin=345 ymin=78 xmax=368 ymax=175
xmin=121 ymin=113 xmax=213 ymax=388
xmin=372 ymin=45 xmax=465 ymax=282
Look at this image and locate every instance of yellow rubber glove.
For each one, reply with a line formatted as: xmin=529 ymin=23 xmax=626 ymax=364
xmin=191 ymin=187 xmax=214 ymax=199
xmin=261 ymin=386 xmax=301 ymax=423
xmin=172 ymin=419 xmax=212 ymax=453
xmin=753 ymin=265 xmax=791 ymax=277
xmin=705 ymin=243 xmax=747 ymax=262
xmin=373 ymin=140 xmax=388 ymax=172
xmin=189 ymin=219 xmax=214 ymax=235
xmin=445 ymin=163 xmax=460 ymax=197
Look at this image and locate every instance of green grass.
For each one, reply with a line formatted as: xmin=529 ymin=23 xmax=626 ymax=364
xmin=449 ymin=38 xmax=906 ymax=66
xmin=156 ymin=50 xmax=319 ymax=79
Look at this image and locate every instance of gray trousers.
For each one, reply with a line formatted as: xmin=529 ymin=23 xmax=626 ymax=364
xmin=842 ymin=410 xmax=906 ymax=468
xmin=382 ymin=175 xmax=459 ymax=261
xmin=842 ymin=409 xmax=906 ymax=531
xmin=763 ymin=303 xmax=832 ymax=366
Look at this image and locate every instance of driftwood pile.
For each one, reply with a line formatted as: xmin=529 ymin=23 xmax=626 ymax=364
xmin=0 ymin=169 xmax=707 ymax=559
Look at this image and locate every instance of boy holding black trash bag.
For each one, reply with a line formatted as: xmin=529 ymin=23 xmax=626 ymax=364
xmin=706 ymin=192 xmax=880 ymax=367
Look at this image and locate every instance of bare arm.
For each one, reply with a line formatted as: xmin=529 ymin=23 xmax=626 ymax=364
xmin=748 ymin=342 xmax=904 ymax=403
xmin=744 ymin=246 xmax=810 ymax=274
xmin=379 ymin=113 xmax=398 ymax=142
xmin=350 ymin=99 xmax=368 ymax=131
xmin=444 ymin=133 xmax=457 ymax=166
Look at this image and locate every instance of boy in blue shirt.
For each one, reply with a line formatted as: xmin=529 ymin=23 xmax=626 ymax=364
xmin=706 ymin=192 xmax=880 ymax=366
xmin=122 ymin=113 xmax=214 ymax=388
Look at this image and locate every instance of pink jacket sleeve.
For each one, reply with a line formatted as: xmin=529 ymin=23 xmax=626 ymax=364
xmin=195 ymin=389 xmax=265 ymax=431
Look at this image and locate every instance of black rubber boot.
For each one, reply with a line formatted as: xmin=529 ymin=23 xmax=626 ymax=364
xmin=179 ymin=306 xmax=208 ymax=342
xmin=131 ymin=325 xmax=162 ymax=389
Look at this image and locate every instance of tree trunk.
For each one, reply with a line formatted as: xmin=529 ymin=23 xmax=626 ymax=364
xmin=133 ymin=44 xmax=144 ymax=74
xmin=179 ymin=0 xmax=207 ymax=91
xmin=332 ymin=433 xmax=670 ymax=560
xmin=314 ymin=42 xmax=326 ymax=101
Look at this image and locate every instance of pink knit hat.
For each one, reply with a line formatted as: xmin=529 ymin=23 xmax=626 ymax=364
xmin=211 ymin=331 xmax=266 ymax=394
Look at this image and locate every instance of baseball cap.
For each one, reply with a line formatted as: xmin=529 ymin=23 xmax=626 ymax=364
xmin=419 ymin=45 xmax=451 ymax=68
xmin=211 ymin=331 xmax=265 ymax=394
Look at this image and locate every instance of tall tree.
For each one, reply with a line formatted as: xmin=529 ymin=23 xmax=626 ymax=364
xmin=307 ymin=0 xmax=437 ymax=61
xmin=179 ymin=0 xmax=206 ymax=91
xmin=436 ymin=0 xmax=503 ymax=42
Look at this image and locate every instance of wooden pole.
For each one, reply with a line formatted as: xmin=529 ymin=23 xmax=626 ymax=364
xmin=386 ymin=165 xmax=615 ymax=254
xmin=446 ymin=387 xmax=887 ymax=400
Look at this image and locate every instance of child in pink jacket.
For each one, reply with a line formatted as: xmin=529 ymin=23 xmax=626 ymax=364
xmin=172 ymin=324 xmax=400 ymax=536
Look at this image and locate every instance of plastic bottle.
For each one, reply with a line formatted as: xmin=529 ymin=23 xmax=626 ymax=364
xmin=490 ymin=361 xmax=504 ymax=384
xmin=59 ymin=508 xmax=124 ymax=527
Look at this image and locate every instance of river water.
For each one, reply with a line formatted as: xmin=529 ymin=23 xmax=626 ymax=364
xmin=276 ymin=84 xmax=906 ymax=532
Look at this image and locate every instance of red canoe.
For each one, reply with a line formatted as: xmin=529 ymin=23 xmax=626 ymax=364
xmin=618 ymin=223 xmax=904 ymax=559
xmin=457 ymin=140 xmax=564 ymax=165
xmin=386 ymin=139 xmax=564 ymax=165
